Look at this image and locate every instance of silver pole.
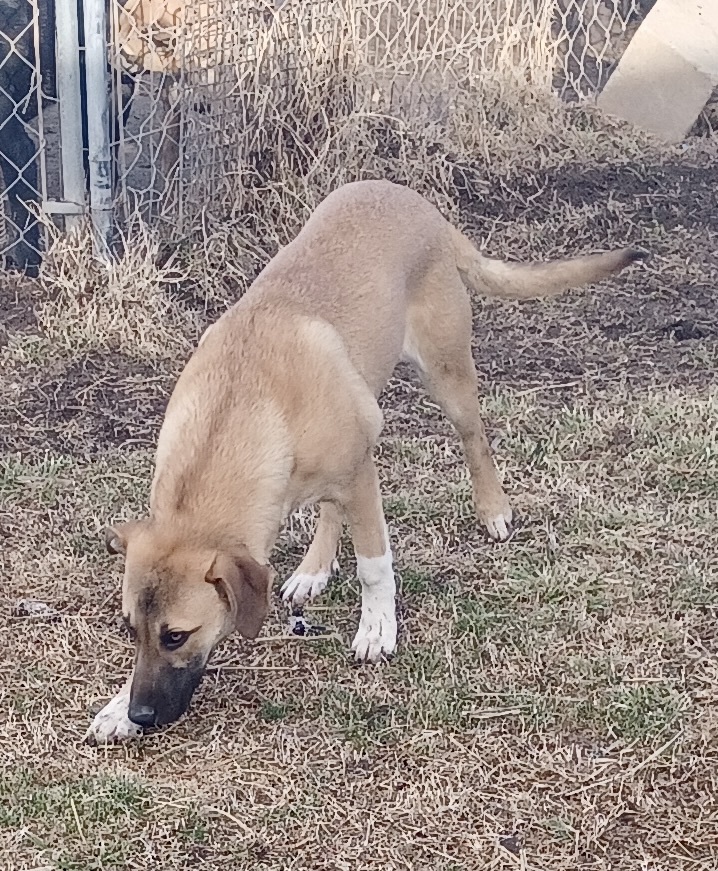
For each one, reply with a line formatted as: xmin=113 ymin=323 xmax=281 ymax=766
xmin=54 ymin=0 xmax=86 ymax=231
xmin=82 ymin=0 xmax=113 ymax=258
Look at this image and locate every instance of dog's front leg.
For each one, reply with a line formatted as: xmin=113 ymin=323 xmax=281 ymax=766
xmin=85 ymin=672 xmax=143 ymax=745
xmin=281 ymin=501 xmax=344 ymax=607
xmin=345 ymin=459 xmax=398 ymax=663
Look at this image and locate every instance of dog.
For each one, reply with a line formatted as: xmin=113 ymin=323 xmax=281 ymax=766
xmin=86 ymin=179 xmax=643 ymax=743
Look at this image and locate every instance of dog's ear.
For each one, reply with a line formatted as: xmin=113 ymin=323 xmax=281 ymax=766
xmin=104 ymin=521 xmax=142 ymax=557
xmin=206 ymin=550 xmax=273 ymax=639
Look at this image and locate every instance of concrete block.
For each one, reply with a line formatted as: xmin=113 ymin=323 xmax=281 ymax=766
xmin=597 ymin=0 xmax=718 ymax=143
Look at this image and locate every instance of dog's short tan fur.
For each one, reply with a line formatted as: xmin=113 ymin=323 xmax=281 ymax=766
xmin=87 ymin=180 xmax=643 ymax=743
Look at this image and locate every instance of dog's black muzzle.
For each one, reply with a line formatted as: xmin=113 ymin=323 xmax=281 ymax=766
xmin=128 ymin=657 xmax=205 ymax=727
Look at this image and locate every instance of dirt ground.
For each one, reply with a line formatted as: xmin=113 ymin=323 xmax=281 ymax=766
xmin=1 ymin=129 xmax=717 ymax=869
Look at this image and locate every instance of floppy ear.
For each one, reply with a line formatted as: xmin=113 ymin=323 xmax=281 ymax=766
xmin=103 ymin=521 xmax=143 ymax=557
xmin=206 ymin=550 xmax=274 ymax=639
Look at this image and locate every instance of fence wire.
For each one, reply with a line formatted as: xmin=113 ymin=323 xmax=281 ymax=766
xmin=108 ymin=0 xmax=661 ymax=237
xmin=0 ymin=0 xmax=713 ymax=269
xmin=0 ymin=0 xmax=54 ymax=271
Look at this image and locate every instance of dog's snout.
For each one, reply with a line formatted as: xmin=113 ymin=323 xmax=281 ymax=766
xmin=128 ymin=702 xmax=157 ymax=727
xmin=127 ymin=658 xmax=206 ymax=727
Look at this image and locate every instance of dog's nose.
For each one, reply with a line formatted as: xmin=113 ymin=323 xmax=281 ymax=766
xmin=128 ymin=703 xmax=157 ymax=727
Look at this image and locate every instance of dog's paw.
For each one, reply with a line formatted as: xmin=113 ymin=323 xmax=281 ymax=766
xmin=480 ymin=500 xmax=513 ymax=542
xmin=85 ymin=692 xmax=142 ymax=745
xmin=351 ymin=603 xmax=397 ymax=663
xmin=484 ymin=512 xmax=512 ymax=542
xmin=280 ymin=560 xmax=338 ymax=607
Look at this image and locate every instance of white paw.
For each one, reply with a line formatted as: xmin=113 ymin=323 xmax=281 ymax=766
xmin=352 ymin=549 xmax=397 ymax=662
xmin=351 ymin=596 xmax=398 ymax=663
xmin=281 ymin=560 xmax=337 ymax=607
xmin=85 ymin=688 xmax=143 ymax=745
xmin=483 ymin=505 xmax=513 ymax=542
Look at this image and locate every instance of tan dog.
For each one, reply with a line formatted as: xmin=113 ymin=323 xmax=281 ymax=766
xmin=86 ymin=180 xmax=643 ymax=743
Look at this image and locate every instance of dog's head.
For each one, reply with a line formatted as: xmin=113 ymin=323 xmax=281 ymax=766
xmin=104 ymin=520 xmax=273 ymax=728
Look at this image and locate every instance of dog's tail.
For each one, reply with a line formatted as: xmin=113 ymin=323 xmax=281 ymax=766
xmin=452 ymin=228 xmax=646 ymax=301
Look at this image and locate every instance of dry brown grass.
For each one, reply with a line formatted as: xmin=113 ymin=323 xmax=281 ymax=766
xmin=1 ymin=83 xmax=718 ymax=871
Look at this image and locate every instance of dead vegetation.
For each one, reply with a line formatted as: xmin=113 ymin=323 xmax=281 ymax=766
xmin=1 ymin=60 xmax=718 ymax=871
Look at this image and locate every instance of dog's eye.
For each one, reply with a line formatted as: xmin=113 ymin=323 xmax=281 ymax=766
xmin=162 ymin=630 xmax=189 ymax=651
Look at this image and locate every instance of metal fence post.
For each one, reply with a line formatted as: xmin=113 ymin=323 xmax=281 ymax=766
xmin=54 ymin=0 xmax=86 ymax=231
xmin=82 ymin=0 xmax=113 ymax=259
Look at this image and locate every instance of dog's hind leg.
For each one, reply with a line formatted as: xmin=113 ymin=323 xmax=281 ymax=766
xmin=281 ymin=501 xmax=344 ymax=607
xmin=404 ymin=273 xmax=512 ymax=541
xmin=343 ymin=458 xmax=397 ymax=662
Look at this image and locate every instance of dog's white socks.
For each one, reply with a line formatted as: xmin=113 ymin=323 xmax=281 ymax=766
xmin=85 ymin=681 xmax=142 ymax=745
xmin=282 ymin=546 xmax=397 ymax=662
xmin=351 ymin=548 xmax=397 ymax=662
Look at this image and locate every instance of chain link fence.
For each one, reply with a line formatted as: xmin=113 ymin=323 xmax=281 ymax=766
xmin=0 ymin=0 xmax=55 ymax=271
xmin=0 ymin=0 xmax=712 ymax=269
xmin=113 ymin=0 xmax=664 ymax=235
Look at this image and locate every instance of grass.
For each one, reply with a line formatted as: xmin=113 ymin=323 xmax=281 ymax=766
xmin=1 ymin=59 xmax=718 ymax=871
xmin=2 ymin=372 xmax=716 ymax=870
xmin=1 ymin=772 xmax=210 ymax=870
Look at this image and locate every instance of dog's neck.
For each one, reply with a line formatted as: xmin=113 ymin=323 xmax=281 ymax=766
xmin=149 ymin=486 xmax=284 ymax=565
xmin=148 ymin=417 xmax=294 ymax=566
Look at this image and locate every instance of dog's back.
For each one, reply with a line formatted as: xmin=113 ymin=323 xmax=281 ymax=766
xmin=243 ymin=181 xmax=445 ymax=394
xmin=239 ymin=180 xmax=642 ymax=395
